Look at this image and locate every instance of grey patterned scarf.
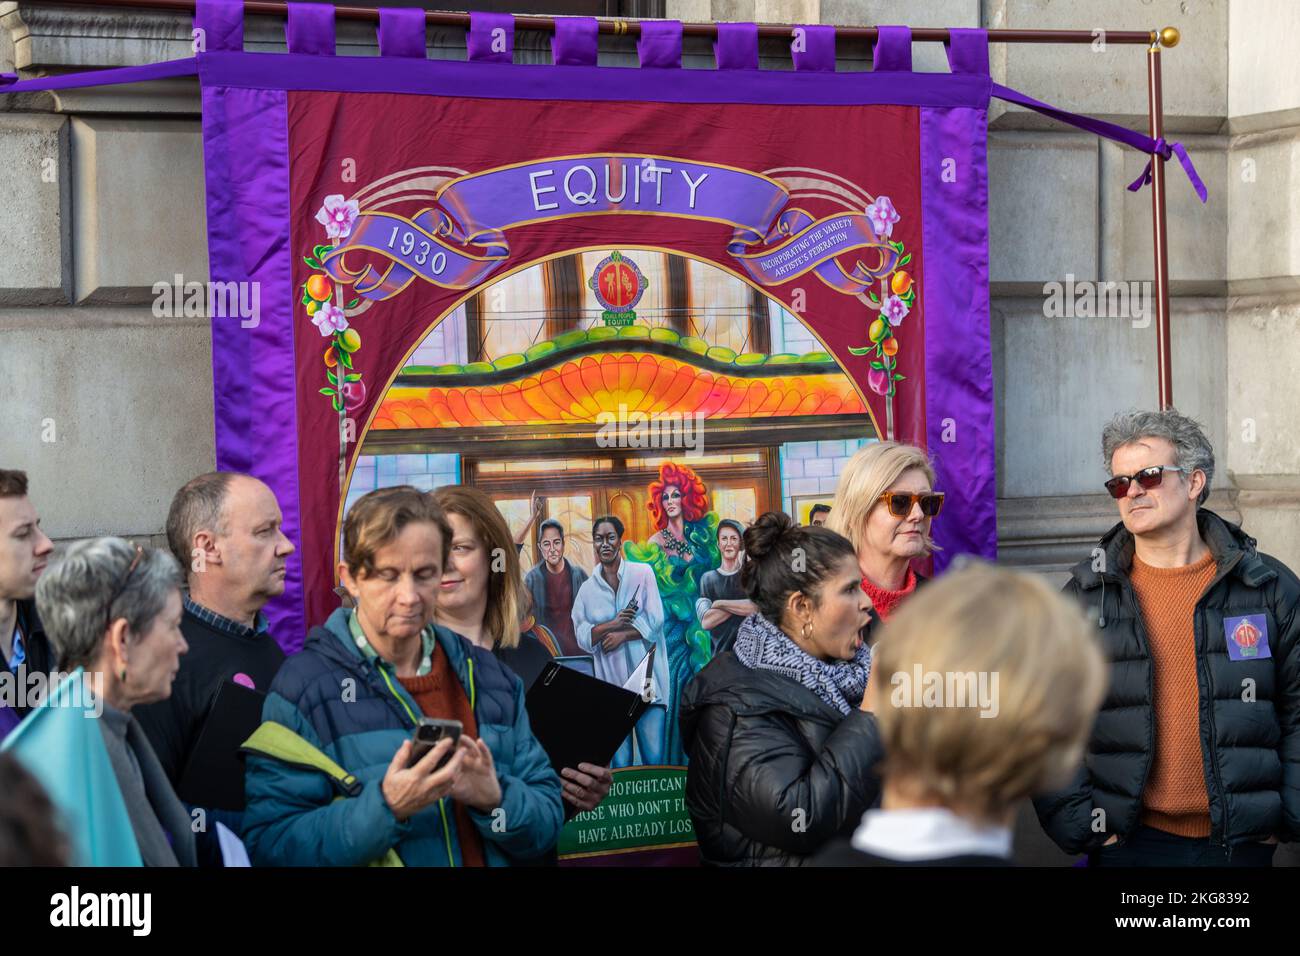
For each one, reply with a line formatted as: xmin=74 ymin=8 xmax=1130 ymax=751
xmin=732 ymin=613 xmax=872 ymax=716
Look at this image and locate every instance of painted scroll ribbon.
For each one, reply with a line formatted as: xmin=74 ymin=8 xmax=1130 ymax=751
xmin=321 ymin=155 xmax=899 ymax=301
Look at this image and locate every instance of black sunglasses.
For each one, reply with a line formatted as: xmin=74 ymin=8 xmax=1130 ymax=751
xmin=1104 ymin=465 xmax=1185 ymax=499
xmin=877 ymin=491 xmax=945 ymax=518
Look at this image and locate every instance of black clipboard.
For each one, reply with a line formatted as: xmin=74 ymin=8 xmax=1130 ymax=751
xmin=525 ymin=661 xmax=649 ymax=772
xmin=176 ymin=680 xmax=266 ymax=811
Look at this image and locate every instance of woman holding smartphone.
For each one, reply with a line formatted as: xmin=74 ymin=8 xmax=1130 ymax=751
xmin=431 ymin=486 xmax=615 ymax=824
xmin=241 ymin=486 xmax=563 ymax=867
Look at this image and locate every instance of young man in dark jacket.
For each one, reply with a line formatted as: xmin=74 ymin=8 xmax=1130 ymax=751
xmin=1034 ymin=409 xmax=1300 ymax=866
xmin=0 ymin=469 xmax=55 ymax=736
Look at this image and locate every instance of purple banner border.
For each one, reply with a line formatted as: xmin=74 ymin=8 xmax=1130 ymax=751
xmin=197 ymin=51 xmax=990 ymax=108
xmin=921 ymin=105 xmax=997 ymax=566
xmin=200 ymin=85 xmax=308 ymax=652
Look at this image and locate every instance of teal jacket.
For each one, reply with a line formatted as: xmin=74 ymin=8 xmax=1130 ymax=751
xmin=241 ymin=608 xmax=563 ymax=866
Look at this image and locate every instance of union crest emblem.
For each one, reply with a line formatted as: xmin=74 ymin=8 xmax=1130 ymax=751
xmin=589 ymin=251 xmax=646 ymax=326
xmin=1223 ymin=613 xmax=1271 ymax=661
xmin=1231 ymin=618 xmax=1261 ymax=657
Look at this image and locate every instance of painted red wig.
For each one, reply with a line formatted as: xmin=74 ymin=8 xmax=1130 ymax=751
xmin=647 ymin=461 xmax=709 ymax=529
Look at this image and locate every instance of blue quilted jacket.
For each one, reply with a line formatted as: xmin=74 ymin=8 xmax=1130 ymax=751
xmin=242 ymin=608 xmax=563 ymax=866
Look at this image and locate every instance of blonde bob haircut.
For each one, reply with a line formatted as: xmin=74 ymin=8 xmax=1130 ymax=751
xmin=827 ymin=441 xmax=940 ymax=557
xmin=432 ymin=485 xmax=526 ymax=650
xmin=869 ymin=562 xmax=1107 ymax=825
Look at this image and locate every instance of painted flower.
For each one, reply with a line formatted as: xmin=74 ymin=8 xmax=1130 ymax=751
xmin=315 ymin=194 xmax=360 ymax=240
xmin=866 ymin=195 xmax=900 ymax=238
xmin=312 ymin=303 xmax=348 ymax=337
xmin=881 ymin=294 xmax=910 ymax=326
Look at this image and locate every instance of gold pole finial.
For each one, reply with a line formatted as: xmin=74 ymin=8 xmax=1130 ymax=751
xmin=1159 ymin=26 xmax=1180 ymax=48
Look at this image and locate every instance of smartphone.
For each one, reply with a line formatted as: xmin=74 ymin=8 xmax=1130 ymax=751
xmin=408 ymin=717 xmax=463 ymax=769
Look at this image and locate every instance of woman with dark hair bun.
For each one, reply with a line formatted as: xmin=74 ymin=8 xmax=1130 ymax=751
xmin=680 ymin=512 xmax=882 ymax=865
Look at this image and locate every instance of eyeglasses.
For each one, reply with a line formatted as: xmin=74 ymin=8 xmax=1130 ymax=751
xmin=1104 ymin=465 xmax=1185 ymax=499
xmin=104 ymin=543 xmax=145 ymax=630
xmin=876 ymin=491 xmax=945 ymax=518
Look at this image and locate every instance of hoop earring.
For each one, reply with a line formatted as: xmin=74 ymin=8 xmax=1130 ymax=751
xmin=801 ymin=621 xmax=812 ymax=642
xmin=118 ymin=667 xmax=127 ymax=684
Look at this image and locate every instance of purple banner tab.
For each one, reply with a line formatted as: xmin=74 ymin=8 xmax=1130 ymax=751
xmin=468 ymin=12 xmax=513 ymax=64
xmin=715 ymin=22 xmax=758 ymax=70
xmin=874 ymin=25 xmax=912 ymax=72
xmin=638 ymin=20 xmax=682 ymax=69
xmin=553 ymin=16 xmax=598 ymax=66
xmin=286 ymin=2 xmax=335 ymax=57
xmin=944 ymin=27 xmax=988 ymax=75
xmin=378 ymin=7 xmax=426 ymax=58
xmin=793 ymin=24 xmax=836 ymax=72
xmin=195 ymin=0 xmax=243 ymax=52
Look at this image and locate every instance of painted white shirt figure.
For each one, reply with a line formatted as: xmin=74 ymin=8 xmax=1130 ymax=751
xmin=573 ymin=556 xmax=668 ymax=703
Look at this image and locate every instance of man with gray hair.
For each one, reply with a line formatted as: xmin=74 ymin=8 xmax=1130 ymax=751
xmin=134 ymin=472 xmax=294 ymax=813
xmin=1035 ymin=408 xmax=1300 ymax=866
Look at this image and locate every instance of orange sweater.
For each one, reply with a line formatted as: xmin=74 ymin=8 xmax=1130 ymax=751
xmin=1130 ymin=551 xmax=1217 ymax=838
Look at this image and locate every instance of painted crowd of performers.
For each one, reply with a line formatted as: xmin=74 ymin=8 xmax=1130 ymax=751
xmin=519 ymin=461 xmax=757 ymax=769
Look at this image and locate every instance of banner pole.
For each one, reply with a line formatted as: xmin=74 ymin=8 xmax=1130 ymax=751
xmin=41 ymin=0 xmax=1165 ymax=46
xmin=1148 ymin=31 xmax=1175 ymax=410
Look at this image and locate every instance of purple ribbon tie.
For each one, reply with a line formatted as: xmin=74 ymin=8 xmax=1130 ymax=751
xmin=1127 ymin=138 xmax=1208 ymax=204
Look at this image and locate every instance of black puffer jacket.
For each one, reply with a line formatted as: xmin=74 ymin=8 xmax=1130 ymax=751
xmin=680 ymin=650 xmax=883 ymax=866
xmin=1034 ymin=509 xmax=1300 ymax=854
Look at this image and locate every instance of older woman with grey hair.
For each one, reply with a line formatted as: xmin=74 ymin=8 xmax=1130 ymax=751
xmin=36 ymin=537 xmax=195 ymax=867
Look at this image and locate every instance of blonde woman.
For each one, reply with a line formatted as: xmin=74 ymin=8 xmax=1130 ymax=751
xmin=828 ymin=441 xmax=943 ymax=643
xmin=814 ymin=562 xmax=1106 ymax=865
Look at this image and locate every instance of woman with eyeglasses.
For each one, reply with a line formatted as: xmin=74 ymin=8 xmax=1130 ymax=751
xmin=827 ymin=441 xmax=944 ymax=646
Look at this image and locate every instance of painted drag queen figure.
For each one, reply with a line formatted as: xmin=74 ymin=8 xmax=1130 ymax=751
xmin=626 ymin=462 xmax=720 ymax=766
